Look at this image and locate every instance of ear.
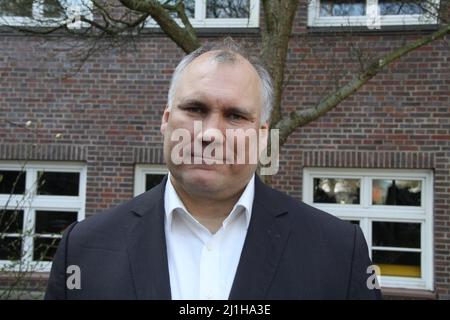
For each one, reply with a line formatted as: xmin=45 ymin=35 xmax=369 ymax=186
xmin=160 ymin=105 xmax=170 ymax=134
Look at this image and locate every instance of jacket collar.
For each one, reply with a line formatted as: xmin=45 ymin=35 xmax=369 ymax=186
xmin=127 ymin=175 xmax=172 ymax=299
xmin=229 ymin=175 xmax=291 ymax=299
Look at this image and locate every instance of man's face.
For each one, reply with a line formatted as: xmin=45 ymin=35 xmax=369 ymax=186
xmin=161 ymin=52 xmax=268 ymax=200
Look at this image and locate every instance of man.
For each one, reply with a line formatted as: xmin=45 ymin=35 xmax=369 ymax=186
xmin=45 ymin=39 xmax=381 ymax=300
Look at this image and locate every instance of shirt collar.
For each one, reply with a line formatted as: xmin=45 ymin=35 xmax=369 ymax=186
xmin=164 ymin=173 xmax=255 ymax=231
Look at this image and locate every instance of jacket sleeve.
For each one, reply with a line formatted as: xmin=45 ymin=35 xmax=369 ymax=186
xmin=347 ymin=225 xmax=382 ymax=300
xmin=44 ymin=222 xmax=78 ymax=300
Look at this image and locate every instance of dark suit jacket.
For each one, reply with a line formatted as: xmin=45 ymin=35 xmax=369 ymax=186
xmin=45 ymin=175 xmax=381 ymax=299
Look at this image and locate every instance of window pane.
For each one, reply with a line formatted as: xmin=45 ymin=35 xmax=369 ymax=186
xmin=33 ymin=237 xmax=60 ymax=261
xmin=43 ymin=0 xmax=65 ymax=18
xmin=313 ymin=178 xmax=360 ymax=204
xmin=319 ymin=0 xmax=366 ymax=17
xmin=372 ymin=179 xmax=421 ymax=206
xmin=0 ymin=236 xmax=22 ymax=260
xmin=161 ymin=0 xmax=194 ymax=18
xmin=145 ymin=174 xmax=166 ymax=191
xmin=379 ymin=0 xmax=425 ymax=15
xmin=372 ymin=250 xmax=421 ymax=277
xmin=37 ymin=171 xmax=80 ymax=196
xmin=206 ymin=0 xmax=250 ymax=18
xmin=35 ymin=211 xmax=77 ymax=234
xmin=0 ymin=210 xmax=24 ymax=234
xmin=373 ymin=221 xmax=420 ymax=248
xmin=345 ymin=219 xmax=360 ymax=225
xmin=0 ymin=170 xmax=26 ymax=195
xmin=0 ymin=0 xmax=33 ymax=17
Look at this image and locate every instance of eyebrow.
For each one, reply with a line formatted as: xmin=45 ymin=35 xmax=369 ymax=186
xmin=177 ymin=99 xmax=208 ymax=109
xmin=177 ymin=99 xmax=255 ymax=119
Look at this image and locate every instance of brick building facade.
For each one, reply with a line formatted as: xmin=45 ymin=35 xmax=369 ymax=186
xmin=0 ymin=0 xmax=449 ymax=299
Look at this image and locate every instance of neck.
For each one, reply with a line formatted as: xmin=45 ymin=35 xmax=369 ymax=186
xmin=170 ymin=177 xmax=247 ymax=233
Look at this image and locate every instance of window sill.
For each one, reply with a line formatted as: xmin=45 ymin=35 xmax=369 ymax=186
xmin=0 ymin=271 xmax=49 ymax=299
xmin=307 ymin=24 xmax=440 ymax=35
xmin=381 ymin=287 xmax=437 ymax=300
xmin=0 ymin=25 xmax=261 ymax=37
xmin=142 ymin=27 xmax=261 ymax=36
xmin=0 ymin=271 xmax=50 ymax=281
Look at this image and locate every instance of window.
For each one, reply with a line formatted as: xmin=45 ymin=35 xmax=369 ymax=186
xmin=134 ymin=165 xmax=168 ymax=196
xmin=304 ymin=168 xmax=433 ymax=290
xmin=0 ymin=0 xmax=92 ymax=28
xmin=0 ymin=162 xmax=86 ymax=271
xmin=308 ymin=0 xmax=439 ymax=28
xmin=145 ymin=0 xmax=260 ymax=28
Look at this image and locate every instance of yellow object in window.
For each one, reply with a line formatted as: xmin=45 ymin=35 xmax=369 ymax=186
xmin=378 ymin=264 xmax=421 ymax=278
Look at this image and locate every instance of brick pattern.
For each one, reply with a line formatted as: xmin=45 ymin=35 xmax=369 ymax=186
xmin=0 ymin=143 xmax=86 ymax=161
xmin=133 ymin=146 xmax=165 ymax=164
xmin=302 ymin=150 xmax=436 ymax=168
xmin=1 ymin=0 xmax=449 ymax=298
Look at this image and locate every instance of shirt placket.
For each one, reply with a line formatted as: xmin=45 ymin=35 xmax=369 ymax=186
xmin=199 ymin=232 xmax=222 ymax=300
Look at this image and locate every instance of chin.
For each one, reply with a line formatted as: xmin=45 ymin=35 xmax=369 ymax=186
xmin=181 ymin=168 xmax=224 ymax=192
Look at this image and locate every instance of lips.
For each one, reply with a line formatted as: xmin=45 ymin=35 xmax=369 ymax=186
xmin=191 ymin=154 xmax=222 ymax=162
xmin=188 ymin=146 xmax=235 ymax=163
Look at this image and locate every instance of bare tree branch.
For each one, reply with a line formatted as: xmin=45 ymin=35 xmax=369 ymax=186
xmin=275 ymin=22 xmax=450 ymax=146
xmin=119 ymin=0 xmax=200 ymax=52
xmin=2 ymin=0 xmax=447 ymax=147
xmin=261 ymin=0 xmax=300 ymax=127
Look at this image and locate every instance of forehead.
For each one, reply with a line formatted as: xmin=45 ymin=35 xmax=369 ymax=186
xmin=187 ymin=50 xmax=257 ymax=76
xmin=175 ymin=51 xmax=262 ymax=109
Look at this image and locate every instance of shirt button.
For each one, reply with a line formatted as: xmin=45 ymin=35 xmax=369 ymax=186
xmin=206 ymin=243 xmax=213 ymax=251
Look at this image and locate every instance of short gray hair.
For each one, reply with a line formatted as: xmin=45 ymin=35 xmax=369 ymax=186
xmin=167 ymin=38 xmax=273 ymax=124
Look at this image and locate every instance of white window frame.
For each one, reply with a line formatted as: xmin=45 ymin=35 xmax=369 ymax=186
xmin=0 ymin=161 xmax=87 ymax=272
xmin=134 ymin=164 xmax=168 ymax=196
xmin=0 ymin=0 xmax=93 ymax=29
xmin=303 ymin=168 xmax=433 ymax=291
xmin=307 ymin=0 xmax=439 ymax=28
xmin=145 ymin=0 xmax=260 ymax=28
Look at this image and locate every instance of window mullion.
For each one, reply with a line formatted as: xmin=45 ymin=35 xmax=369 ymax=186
xmin=366 ymin=0 xmax=380 ymax=29
xmin=361 ymin=176 xmax=370 ymax=208
xmin=367 ymin=0 xmax=378 ymax=13
xmin=360 ymin=217 xmax=371 ymax=256
xmin=421 ymin=222 xmax=428 ymax=288
xmin=196 ymin=0 xmax=205 ymax=20
xmin=22 ymin=208 xmax=35 ymax=265
xmin=371 ymin=246 xmax=421 ymax=252
xmin=23 ymin=166 xmax=36 ymax=265
xmin=302 ymin=171 xmax=312 ymax=204
xmin=32 ymin=0 xmax=44 ymax=20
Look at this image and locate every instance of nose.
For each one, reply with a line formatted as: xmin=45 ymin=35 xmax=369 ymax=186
xmin=196 ymin=114 xmax=225 ymax=146
xmin=202 ymin=128 xmax=218 ymax=145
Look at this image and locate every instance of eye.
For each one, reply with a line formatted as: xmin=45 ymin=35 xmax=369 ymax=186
xmin=186 ymin=107 xmax=206 ymax=115
xmin=228 ymin=113 xmax=245 ymax=121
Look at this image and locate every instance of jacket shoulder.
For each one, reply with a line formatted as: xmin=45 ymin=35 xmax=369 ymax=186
xmin=68 ymin=184 xmax=164 ymax=250
xmin=258 ymin=182 xmax=357 ymax=244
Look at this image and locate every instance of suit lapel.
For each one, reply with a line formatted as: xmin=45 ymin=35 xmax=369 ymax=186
xmin=229 ymin=176 xmax=291 ymax=299
xmin=126 ymin=176 xmax=172 ymax=300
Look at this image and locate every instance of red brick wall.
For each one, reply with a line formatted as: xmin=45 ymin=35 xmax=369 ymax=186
xmin=0 ymin=1 xmax=449 ymax=298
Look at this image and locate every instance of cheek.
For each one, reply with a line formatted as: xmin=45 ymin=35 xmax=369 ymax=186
xmin=227 ymin=126 xmax=260 ymax=151
xmin=164 ymin=116 xmax=196 ymax=152
xmin=170 ymin=113 xmax=195 ymax=132
xmin=227 ymin=164 xmax=257 ymax=180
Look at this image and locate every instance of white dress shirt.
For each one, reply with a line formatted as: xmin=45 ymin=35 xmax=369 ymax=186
xmin=164 ymin=174 xmax=255 ymax=300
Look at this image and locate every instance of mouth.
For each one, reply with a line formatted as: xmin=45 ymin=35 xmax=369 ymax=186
xmin=190 ymin=154 xmax=223 ymax=164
